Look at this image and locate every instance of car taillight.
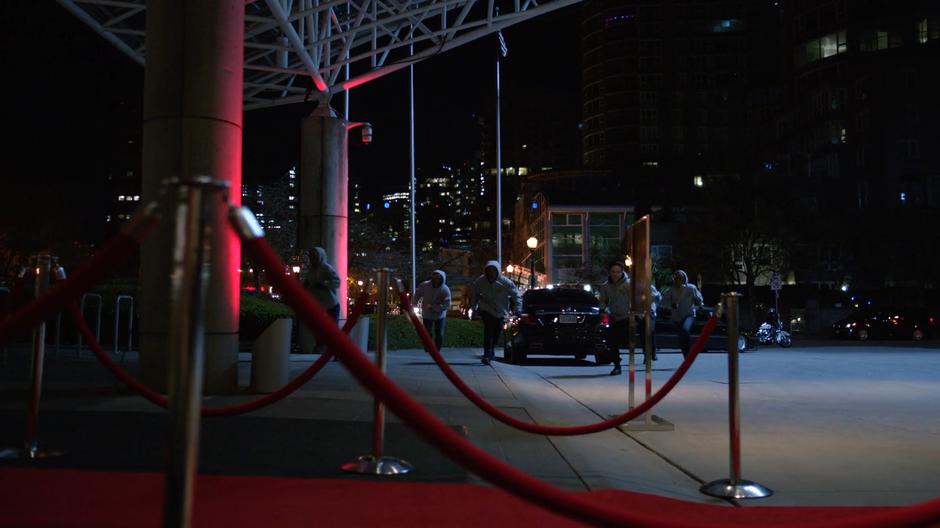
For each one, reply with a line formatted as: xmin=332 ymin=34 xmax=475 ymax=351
xmin=599 ymin=313 xmax=610 ymax=325
xmin=520 ymin=314 xmax=538 ymax=324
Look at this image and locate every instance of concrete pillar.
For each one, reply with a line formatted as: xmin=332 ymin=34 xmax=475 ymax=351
xmin=299 ymin=105 xmax=349 ymax=331
xmin=139 ymin=0 xmax=244 ymax=393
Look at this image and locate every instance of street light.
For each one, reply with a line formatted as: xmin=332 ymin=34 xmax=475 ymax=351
xmin=526 ymin=236 xmax=538 ymax=289
xmin=624 ymin=254 xmax=633 ymax=268
xmin=506 ymin=264 xmax=514 ymax=274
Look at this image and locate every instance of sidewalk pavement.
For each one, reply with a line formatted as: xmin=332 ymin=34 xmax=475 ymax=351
xmin=1 ymin=343 xmax=938 ymax=508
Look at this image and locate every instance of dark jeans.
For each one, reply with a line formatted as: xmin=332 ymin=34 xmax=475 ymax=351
xmin=607 ymin=318 xmax=630 ymax=366
xmin=481 ymin=312 xmax=504 ymax=359
xmin=423 ymin=318 xmax=446 ymax=351
xmin=319 ymin=304 xmax=340 ymax=357
xmin=675 ymin=315 xmax=695 ymax=358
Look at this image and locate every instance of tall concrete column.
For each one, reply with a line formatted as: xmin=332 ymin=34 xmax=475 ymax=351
xmin=299 ymin=104 xmax=349 ymax=340
xmin=139 ymin=0 xmax=244 ymax=393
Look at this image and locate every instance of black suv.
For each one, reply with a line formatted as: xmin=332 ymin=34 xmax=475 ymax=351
xmin=503 ymin=287 xmax=610 ymax=364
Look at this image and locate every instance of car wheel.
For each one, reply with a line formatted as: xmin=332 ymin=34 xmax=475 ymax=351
xmin=913 ymin=329 xmax=924 ymax=341
xmin=857 ymin=329 xmax=869 ymax=341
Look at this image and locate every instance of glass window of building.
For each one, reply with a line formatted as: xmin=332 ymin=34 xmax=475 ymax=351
xmin=859 ymin=30 xmax=901 ymax=52
xmin=918 ymin=18 xmax=940 ymax=43
xmin=797 ymin=30 xmax=847 ymax=65
xmin=587 ymin=213 xmax=623 ymax=269
xmin=551 ymin=213 xmax=585 ymax=278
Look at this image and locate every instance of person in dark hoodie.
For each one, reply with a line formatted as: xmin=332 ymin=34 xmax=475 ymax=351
xmin=598 ymin=261 xmax=631 ymax=375
xmin=303 ymin=247 xmax=341 ymax=322
xmin=414 ymin=270 xmax=451 ymax=351
xmin=660 ymin=269 xmax=704 ymax=358
xmin=471 ymin=261 xmax=521 ymax=365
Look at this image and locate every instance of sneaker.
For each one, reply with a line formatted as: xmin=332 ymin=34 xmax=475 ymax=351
xmin=609 ymin=366 xmax=622 ymax=376
xmin=482 ymin=357 xmax=492 ymax=365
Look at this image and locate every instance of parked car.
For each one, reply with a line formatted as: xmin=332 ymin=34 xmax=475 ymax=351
xmin=832 ymin=307 xmax=936 ymax=341
xmin=503 ymin=287 xmax=611 ymax=364
xmin=655 ymin=306 xmax=756 ymax=353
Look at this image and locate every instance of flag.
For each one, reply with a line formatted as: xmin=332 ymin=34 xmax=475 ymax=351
xmin=497 ymin=30 xmax=508 ymax=58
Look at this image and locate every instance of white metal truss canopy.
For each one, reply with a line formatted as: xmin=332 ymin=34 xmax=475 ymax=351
xmin=57 ymin=0 xmax=581 ymax=110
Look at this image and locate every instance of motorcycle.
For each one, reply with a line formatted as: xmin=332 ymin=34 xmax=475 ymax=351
xmin=756 ymin=311 xmax=792 ymax=348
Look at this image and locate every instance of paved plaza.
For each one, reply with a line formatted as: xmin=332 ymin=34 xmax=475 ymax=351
xmin=1 ymin=340 xmax=938 ymax=509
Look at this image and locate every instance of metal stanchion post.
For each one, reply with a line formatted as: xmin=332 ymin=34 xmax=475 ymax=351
xmin=0 ymin=254 xmax=64 ymax=460
xmin=342 ymin=271 xmax=414 ymax=475
xmin=162 ymin=178 xmax=226 ymax=528
xmin=53 ymin=261 xmax=66 ymax=360
xmin=701 ymin=292 xmax=772 ymax=499
xmin=627 ymin=315 xmax=636 ymax=409
xmin=114 ymin=295 xmax=134 ymax=362
xmin=643 ymin=312 xmax=653 ymax=426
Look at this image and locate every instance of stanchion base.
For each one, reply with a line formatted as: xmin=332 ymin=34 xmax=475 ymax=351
xmin=0 ymin=445 xmax=65 ymax=460
xmin=341 ymin=455 xmax=414 ymax=475
xmin=614 ymin=414 xmax=675 ymax=432
xmin=700 ymin=478 xmax=773 ymax=499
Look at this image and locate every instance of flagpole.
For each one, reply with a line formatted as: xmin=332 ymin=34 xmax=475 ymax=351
xmin=495 ymin=36 xmax=503 ymax=267
xmin=409 ymin=40 xmax=417 ymax=296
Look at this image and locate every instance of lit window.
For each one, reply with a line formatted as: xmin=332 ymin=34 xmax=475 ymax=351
xmin=918 ymin=18 xmax=940 ymax=43
xmin=900 ymin=192 xmax=907 ymax=204
xmin=798 ymin=30 xmax=847 ymax=65
xmin=118 ymin=195 xmax=125 ymax=201
xmin=860 ymin=30 xmax=902 ymax=52
xmin=693 ymin=175 xmax=705 ymax=188
xmin=134 ymin=195 xmax=140 ymax=201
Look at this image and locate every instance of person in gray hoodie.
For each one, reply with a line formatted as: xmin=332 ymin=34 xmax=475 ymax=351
xmin=660 ymin=270 xmax=704 ymax=358
xmin=414 ymin=270 xmax=451 ymax=351
xmin=303 ymin=247 xmax=341 ymax=322
xmin=598 ymin=261 xmax=631 ymax=375
xmin=471 ymin=261 xmax=521 ymax=365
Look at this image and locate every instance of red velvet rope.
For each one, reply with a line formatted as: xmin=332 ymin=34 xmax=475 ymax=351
xmin=398 ymin=291 xmax=715 ymax=436
xmin=243 ymin=233 xmax=940 ymax=528
xmin=0 ymin=211 xmax=157 ymax=345
xmin=68 ymin=291 xmax=370 ymax=417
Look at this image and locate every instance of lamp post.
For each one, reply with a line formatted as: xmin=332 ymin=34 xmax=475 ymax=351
xmin=506 ymin=264 xmax=516 ymax=287
xmin=526 ymin=236 xmax=538 ymax=289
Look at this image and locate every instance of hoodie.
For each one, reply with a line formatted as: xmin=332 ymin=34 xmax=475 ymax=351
xmin=303 ymin=247 xmax=341 ymax=309
xmin=471 ymin=260 xmax=521 ymax=319
xmin=598 ymin=271 xmax=632 ymax=322
xmin=660 ymin=270 xmax=704 ymax=323
xmin=414 ymin=270 xmax=451 ymax=320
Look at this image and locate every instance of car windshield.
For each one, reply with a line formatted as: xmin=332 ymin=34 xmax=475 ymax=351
xmin=523 ymin=289 xmax=598 ymax=309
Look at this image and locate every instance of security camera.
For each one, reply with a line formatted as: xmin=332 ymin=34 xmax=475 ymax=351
xmin=361 ymin=123 xmax=373 ymax=145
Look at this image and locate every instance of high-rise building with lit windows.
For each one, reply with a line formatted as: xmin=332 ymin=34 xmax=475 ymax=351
xmin=770 ymin=0 xmax=940 ymax=211
xmin=580 ymin=0 xmax=778 ymax=207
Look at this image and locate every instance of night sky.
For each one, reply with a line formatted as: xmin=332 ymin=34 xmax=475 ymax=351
xmin=1 ymin=1 xmax=578 ymax=244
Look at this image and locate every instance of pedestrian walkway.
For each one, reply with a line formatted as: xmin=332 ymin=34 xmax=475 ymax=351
xmin=1 ymin=343 xmax=938 ymax=509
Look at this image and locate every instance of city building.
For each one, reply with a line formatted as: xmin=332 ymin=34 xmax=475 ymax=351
xmin=767 ymin=0 xmax=940 ymax=288
xmin=580 ymin=0 xmax=779 ymax=208
xmin=241 ymin=167 xmax=298 ymax=261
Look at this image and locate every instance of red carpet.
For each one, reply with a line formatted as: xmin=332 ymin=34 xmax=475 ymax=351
xmin=0 ymin=467 xmax=905 ymax=527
